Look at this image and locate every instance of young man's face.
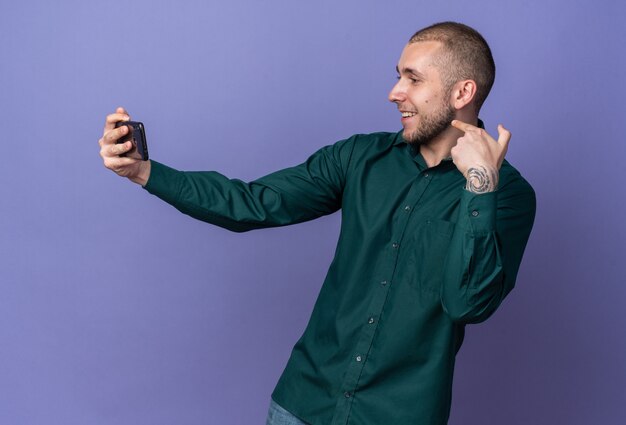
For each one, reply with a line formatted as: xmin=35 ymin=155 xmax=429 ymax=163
xmin=388 ymin=41 xmax=456 ymax=145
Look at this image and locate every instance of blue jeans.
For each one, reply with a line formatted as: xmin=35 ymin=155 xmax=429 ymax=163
xmin=265 ymin=399 xmax=310 ymax=425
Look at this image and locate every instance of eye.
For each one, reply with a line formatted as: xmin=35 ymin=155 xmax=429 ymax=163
xmin=396 ymin=75 xmax=420 ymax=84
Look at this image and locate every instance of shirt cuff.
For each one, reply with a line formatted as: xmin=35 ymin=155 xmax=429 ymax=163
xmin=458 ymin=189 xmax=497 ymax=234
xmin=142 ymin=160 xmax=184 ymax=205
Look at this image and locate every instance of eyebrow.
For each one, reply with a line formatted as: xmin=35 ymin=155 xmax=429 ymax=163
xmin=395 ymin=65 xmax=425 ymax=78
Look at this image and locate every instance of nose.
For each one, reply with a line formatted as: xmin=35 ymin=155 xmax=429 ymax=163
xmin=388 ymin=80 xmax=406 ymax=103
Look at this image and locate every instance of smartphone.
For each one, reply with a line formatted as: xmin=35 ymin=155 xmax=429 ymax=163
xmin=115 ymin=121 xmax=149 ymax=161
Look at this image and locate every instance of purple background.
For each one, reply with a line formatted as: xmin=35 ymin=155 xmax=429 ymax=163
xmin=1 ymin=1 xmax=624 ymax=424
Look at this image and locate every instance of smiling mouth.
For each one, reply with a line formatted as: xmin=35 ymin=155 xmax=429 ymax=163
xmin=401 ymin=111 xmax=417 ymax=118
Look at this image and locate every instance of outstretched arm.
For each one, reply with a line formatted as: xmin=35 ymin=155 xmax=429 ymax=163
xmin=98 ymin=108 xmax=356 ymax=232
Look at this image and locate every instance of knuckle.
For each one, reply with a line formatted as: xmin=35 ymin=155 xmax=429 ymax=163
xmin=107 ymin=129 xmax=120 ymax=142
xmin=104 ymin=145 xmax=118 ymax=157
xmin=106 ymin=159 xmax=123 ymax=174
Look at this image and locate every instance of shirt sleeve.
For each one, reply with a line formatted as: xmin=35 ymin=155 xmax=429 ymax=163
xmin=440 ymin=168 xmax=536 ymax=324
xmin=142 ymin=137 xmax=356 ymax=232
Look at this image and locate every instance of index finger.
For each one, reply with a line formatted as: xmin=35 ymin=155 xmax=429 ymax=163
xmin=450 ymin=119 xmax=480 ymax=133
xmin=103 ymin=107 xmax=131 ymax=134
xmin=99 ymin=124 xmax=129 ymax=147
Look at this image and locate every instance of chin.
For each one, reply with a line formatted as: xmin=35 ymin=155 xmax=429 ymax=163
xmin=401 ymin=129 xmax=421 ymax=145
xmin=402 ymin=135 xmax=420 ymax=145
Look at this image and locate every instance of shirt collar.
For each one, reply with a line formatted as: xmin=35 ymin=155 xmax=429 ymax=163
xmin=395 ymin=118 xmax=485 ymax=170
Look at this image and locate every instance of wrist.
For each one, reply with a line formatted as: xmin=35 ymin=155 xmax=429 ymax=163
xmin=129 ymin=160 xmax=151 ymax=187
xmin=464 ymin=164 xmax=498 ymax=194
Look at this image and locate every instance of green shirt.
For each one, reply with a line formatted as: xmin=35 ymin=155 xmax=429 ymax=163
xmin=143 ymin=129 xmax=536 ymax=425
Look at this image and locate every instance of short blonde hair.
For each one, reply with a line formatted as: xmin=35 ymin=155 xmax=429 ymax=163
xmin=409 ymin=22 xmax=496 ymax=111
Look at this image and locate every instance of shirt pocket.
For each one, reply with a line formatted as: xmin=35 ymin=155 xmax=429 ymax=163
xmin=405 ymin=219 xmax=455 ymax=296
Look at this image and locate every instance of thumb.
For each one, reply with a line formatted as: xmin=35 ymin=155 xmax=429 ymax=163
xmin=497 ymin=124 xmax=511 ymax=151
xmin=496 ymin=124 xmax=511 ymax=167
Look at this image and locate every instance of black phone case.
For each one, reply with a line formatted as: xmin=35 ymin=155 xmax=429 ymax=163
xmin=115 ymin=121 xmax=149 ymax=161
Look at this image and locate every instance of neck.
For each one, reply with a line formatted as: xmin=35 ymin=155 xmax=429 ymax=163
xmin=419 ymin=115 xmax=478 ymax=168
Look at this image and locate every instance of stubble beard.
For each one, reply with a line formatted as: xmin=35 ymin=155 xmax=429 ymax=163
xmin=402 ymin=100 xmax=456 ymax=146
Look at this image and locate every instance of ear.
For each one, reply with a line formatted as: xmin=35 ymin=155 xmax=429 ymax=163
xmin=450 ymin=79 xmax=477 ymax=110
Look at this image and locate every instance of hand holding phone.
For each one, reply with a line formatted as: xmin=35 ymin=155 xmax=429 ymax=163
xmin=100 ymin=108 xmax=151 ymax=186
xmin=115 ymin=121 xmax=149 ymax=161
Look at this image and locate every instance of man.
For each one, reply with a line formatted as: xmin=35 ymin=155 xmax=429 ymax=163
xmin=99 ymin=22 xmax=535 ymax=425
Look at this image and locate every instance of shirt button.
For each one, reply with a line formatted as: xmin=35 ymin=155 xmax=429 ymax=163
xmin=392 ymin=242 xmax=399 ymax=249
xmin=356 ymin=355 xmax=362 ymax=362
xmin=471 ymin=210 xmax=479 ymax=217
xmin=380 ymin=280 xmax=388 ymax=286
xmin=404 ymin=205 xmax=411 ymax=211
xmin=368 ymin=317 xmax=375 ymax=324
xmin=344 ymin=392 xmax=351 ymax=398
xmin=424 ymin=172 xmax=429 ymax=178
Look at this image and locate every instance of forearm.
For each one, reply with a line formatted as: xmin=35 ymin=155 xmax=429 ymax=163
xmin=440 ymin=191 xmax=503 ymax=323
xmin=440 ymin=181 xmax=535 ymax=324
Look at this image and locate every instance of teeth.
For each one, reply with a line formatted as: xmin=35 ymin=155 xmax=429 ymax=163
xmin=402 ymin=112 xmax=417 ymax=118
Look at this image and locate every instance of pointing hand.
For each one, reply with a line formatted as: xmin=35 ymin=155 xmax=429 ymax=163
xmin=449 ymin=120 xmax=511 ymax=193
